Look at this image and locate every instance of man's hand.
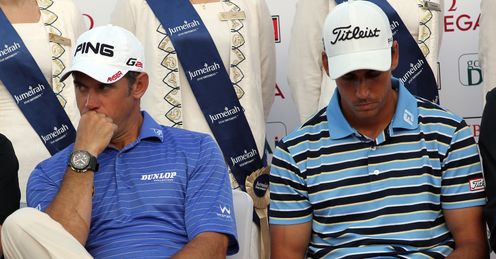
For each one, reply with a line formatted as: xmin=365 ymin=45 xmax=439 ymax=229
xmin=74 ymin=111 xmax=117 ymax=156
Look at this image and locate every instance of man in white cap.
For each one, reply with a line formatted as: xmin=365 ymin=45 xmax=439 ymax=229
xmin=287 ymin=0 xmax=443 ymax=124
xmin=1 ymin=25 xmax=238 ymax=258
xmin=269 ymin=1 xmax=488 ymax=258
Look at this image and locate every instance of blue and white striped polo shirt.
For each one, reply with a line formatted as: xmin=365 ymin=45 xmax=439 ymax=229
xmin=269 ymin=81 xmax=485 ymax=258
xmin=28 ymin=112 xmax=238 ymax=258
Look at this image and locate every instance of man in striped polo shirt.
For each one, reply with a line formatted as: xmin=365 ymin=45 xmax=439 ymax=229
xmin=1 ymin=25 xmax=238 ymax=258
xmin=270 ymin=1 xmax=488 ymax=258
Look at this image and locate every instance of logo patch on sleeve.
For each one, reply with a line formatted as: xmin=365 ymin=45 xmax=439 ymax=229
xmin=469 ymin=178 xmax=485 ymax=191
xmin=216 ymin=203 xmax=232 ymax=220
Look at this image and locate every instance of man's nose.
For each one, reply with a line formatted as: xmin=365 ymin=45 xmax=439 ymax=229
xmin=355 ymin=79 xmax=369 ymax=99
xmin=84 ymin=90 xmax=100 ymax=110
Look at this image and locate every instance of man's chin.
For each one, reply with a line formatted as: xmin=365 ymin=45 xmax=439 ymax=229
xmin=353 ymin=102 xmax=378 ymax=111
xmin=352 ymin=108 xmax=380 ymax=121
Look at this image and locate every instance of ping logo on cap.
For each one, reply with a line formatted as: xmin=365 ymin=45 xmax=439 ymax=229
xmin=330 ymin=25 xmax=381 ymax=45
xmin=75 ymin=42 xmax=114 ymax=57
xmin=60 ymin=25 xmax=146 ymax=84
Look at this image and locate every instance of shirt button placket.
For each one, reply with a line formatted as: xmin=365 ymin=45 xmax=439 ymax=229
xmin=369 ymin=144 xmax=379 ymax=176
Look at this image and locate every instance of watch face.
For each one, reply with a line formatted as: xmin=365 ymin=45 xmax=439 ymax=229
xmin=71 ymin=151 xmax=90 ymax=170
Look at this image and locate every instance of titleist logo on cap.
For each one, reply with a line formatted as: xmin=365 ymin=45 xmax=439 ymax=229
xmin=330 ymin=25 xmax=381 ymax=45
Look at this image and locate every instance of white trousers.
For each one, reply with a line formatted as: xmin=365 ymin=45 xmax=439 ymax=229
xmin=1 ymin=208 xmax=93 ymax=259
xmin=2 ymin=207 xmax=259 ymax=259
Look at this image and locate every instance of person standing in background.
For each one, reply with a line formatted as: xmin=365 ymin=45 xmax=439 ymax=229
xmin=288 ymin=0 xmax=443 ymax=123
xmin=0 ymin=0 xmax=85 ymax=205
xmin=0 ymin=133 xmax=20 ymax=257
xmin=111 ymin=0 xmax=275 ymax=258
xmin=479 ymin=0 xmax=496 ymax=251
xmin=480 ymin=88 xmax=496 ymax=252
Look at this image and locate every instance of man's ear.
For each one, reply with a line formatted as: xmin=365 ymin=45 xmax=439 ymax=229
xmin=322 ymin=51 xmax=330 ymax=76
xmin=132 ymin=72 xmax=149 ymax=99
xmin=390 ymin=41 xmax=399 ymax=71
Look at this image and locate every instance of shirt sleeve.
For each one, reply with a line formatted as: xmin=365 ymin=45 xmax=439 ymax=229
xmin=184 ymin=135 xmax=239 ymax=255
xmin=480 ymin=88 xmax=496 ymax=250
xmin=26 ymin=157 xmax=65 ymax=212
xmin=269 ymin=139 xmax=312 ymax=225
xmin=0 ymin=134 xmax=20 ymax=224
xmin=440 ymin=119 xmax=486 ymax=210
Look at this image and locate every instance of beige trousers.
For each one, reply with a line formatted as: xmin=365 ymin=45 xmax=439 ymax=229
xmin=1 ymin=208 xmax=93 ymax=259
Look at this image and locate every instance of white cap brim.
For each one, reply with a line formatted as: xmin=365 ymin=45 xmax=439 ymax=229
xmin=328 ymin=48 xmax=392 ymax=80
xmin=60 ymin=60 xmax=128 ymax=84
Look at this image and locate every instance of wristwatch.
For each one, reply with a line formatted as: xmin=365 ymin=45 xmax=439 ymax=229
xmin=68 ymin=150 xmax=99 ymax=173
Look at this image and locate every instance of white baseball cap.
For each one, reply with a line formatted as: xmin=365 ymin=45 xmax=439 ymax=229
xmin=323 ymin=0 xmax=393 ymax=79
xmin=61 ymin=25 xmax=145 ymax=84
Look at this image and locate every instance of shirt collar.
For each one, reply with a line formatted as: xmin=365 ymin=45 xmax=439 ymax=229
xmin=326 ymin=78 xmax=418 ymax=140
xmin=326 ymin=89 xmax=357 ymax=139
xmin=390 ymin=79 xmax=419 ymax=131
xmin=138 ymin=111 xmax=165 ymax=142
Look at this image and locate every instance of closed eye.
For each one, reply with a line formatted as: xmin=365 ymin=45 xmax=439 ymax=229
xmin=98 ymin=83 xmax=113 ymax=90
xmin=74 ymin=82 xmax=88 ymax=92
xmin=340 ymin=73 xmax=357 ymax=81
xmin=366 ymin=71 xmax=382 ymax=79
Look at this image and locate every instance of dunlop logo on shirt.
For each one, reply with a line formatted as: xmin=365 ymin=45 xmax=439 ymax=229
xmin=141 ymin=172 xmax=177 ymax=182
